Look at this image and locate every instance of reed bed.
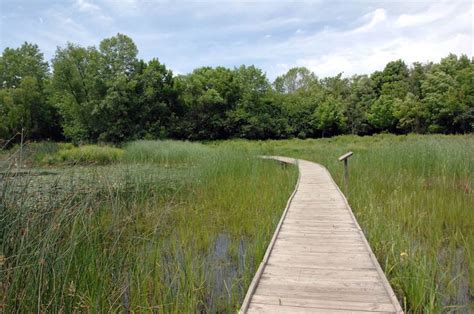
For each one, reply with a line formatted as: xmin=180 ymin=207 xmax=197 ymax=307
xmin=0 ymin=141 xmax=297 ymax=312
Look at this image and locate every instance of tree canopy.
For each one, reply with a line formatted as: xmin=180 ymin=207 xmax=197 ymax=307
xmin=1 ymin=34 xmax=472 ymax=144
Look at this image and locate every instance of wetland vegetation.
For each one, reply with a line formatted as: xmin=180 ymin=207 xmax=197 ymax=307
xmin=0 ymin=140 xmax=297 ymax=312
xmin=1 ymin=134 xmax=472 ymax=312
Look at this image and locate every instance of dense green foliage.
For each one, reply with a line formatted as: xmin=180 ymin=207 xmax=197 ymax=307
xmin=0 ymin=43 xmax=61 ymax=141
xmin=1 ymin=34 xmax=473 ymax=144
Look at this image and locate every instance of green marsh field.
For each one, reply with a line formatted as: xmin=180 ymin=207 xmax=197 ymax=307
xmin=1 ymin=134 xmax=472 ymax=313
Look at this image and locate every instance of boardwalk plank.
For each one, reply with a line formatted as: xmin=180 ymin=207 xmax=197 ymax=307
xmin=262 ymin=265 xmax=382 ymax=280
xmin=247 ymin=303 xmax=393 ymax=314
xmin=258 ymin=275 xmax=387 ymax=289
xmin=251 ymin=295 xmax=396 ymax=312
xmin=254 ymin=280 xmax=393 ymax=302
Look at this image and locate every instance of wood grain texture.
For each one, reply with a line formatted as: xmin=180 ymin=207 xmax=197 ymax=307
xmin=240 ymin=156 xmax=403 ymax=313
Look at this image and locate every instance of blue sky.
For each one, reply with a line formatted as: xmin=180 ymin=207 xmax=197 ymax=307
xmin=1 ymin=0 xmax=472 ymax=79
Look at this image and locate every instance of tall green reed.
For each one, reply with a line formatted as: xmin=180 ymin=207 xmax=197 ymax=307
xmin=1 ymin=140 xmax=296 ymax=312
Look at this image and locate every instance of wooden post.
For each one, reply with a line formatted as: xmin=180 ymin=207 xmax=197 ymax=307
xmin=343 ymin=158 xmax=348 ymax=192
xmin=338 ymin=152 xmax=353 ymax=195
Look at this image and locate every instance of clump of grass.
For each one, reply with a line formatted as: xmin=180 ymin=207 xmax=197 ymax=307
xmin=58 ymin=143 xmax=75 ymax=151
xmin=43 ymin=145 xmax=124 ymax=165
xmin=122 ymin=140 xmax=211 ymax=165
xmin=1 ymin=142 xmax=123 ymax=167
xmin=0 ymin=141 xmax=61 ymax=167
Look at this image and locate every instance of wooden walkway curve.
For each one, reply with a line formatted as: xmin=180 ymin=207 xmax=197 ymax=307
xmin=240 ymin=156 xmax=403 ymax=313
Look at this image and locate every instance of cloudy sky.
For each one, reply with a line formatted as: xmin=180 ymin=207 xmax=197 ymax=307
xmin=1 ymin=0 xmax=472 ymax=79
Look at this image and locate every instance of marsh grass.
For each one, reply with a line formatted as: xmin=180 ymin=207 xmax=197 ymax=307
xmin=0 ymin=140 xmax=297 ymax=312
xmin=232 ymin=134 xmax=473 ymax=312
xmin=1 ymin=135 xmax=471 ymax=312
xmin=122 ymin=140 xmax=211 ymax=165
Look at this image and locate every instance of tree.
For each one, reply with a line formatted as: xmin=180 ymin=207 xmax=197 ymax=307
xmin=234 ymin=65 xmax=270 ymax=100
xmin=0 ymin=42 xmax=49 ymax=89
xmin=454 ymin=59 xmax=474 ymax=133
xmin=409 ymin=62 xmax=431 ymax=98
xmin=229 ymin=93 xmax=290 ymax=139
xmin=50 ymin=34 xmax=179 ymax=143
xmin=273 ymin=67 xmax=317 ymax=94
xmin=229 ymin=65 xmax=283 ymax=138
xmin=313 ymin=95 xmax=347 ymax=137
xmin=137 ymin=59 xmax=180 ymax=139
xmin=393 ymin=92 xmax=428 ymax=133
xmin=421 ymin=55 xmax=473 ymax=133
xmin=368 ymin=95 xmax=397 ymax=131
xmin=0 ymin=78 xmax=45 ymax=140
xmin=346 ymin=75 xmax=375 ymax=135
xmin=0 ymin=43 xmax=60 ymax=141
xmin=281 ymin=82 xmax=324 ymax=138
xmin=373 ymin=60 xmax=409 ymax=95
xmin=51 ymin=43 xmax=103 ymax=142
xmin=176 ymin=67 xmax=238 ymax=140
xmin=321 ymin=73 xmax=351 ymax=100
xmin=99 ymin=33 xmax=138 ymax=80
xmin=367 ymin=60 xmax=411 ymax=132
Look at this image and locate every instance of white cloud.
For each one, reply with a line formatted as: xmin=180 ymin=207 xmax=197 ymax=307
xmin=289 ymin=29 xmax=472 ymax=78
xmin=251 ymin=1 xmax=472 ymax=79
xmin=395 ymin=2 xmax=455 ymax=28
xmin=207 ymin=17 xmax=305 ymax=35
xmin=2 ymin=0 xmax=472 ymax=80
xmin=352 ymin=8 xmax=387 ymax=33
xmin=72 ymin=0 xmax=113 ymax=24
xmin=32 ymin=8 xmax=105 ymax=56
xmin=179 ymin=19 xmax=470 ymax=78
xmin=75 ymin=0 xmax=101 ymax=13
xmin=100 ymin=0 xmax=139 ymax=15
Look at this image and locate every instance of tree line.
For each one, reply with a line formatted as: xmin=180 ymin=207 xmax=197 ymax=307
xmin=1 ymin=33 xmax=473 ymax=144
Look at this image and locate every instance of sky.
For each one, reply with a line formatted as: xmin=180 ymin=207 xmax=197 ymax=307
xmin=0 ymin=0 xmax=473 ymax=80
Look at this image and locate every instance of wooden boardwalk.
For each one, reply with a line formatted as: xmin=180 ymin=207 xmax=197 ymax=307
xmin=240 ymin=157 xmax=403 ymax=313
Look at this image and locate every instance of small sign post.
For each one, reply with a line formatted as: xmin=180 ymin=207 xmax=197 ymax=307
xmin=338 ymin=151 xmax=353 ymax=194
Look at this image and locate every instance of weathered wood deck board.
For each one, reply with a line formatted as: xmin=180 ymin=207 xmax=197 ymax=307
xmin=240 ymin=157 xmax=403 ymax=313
